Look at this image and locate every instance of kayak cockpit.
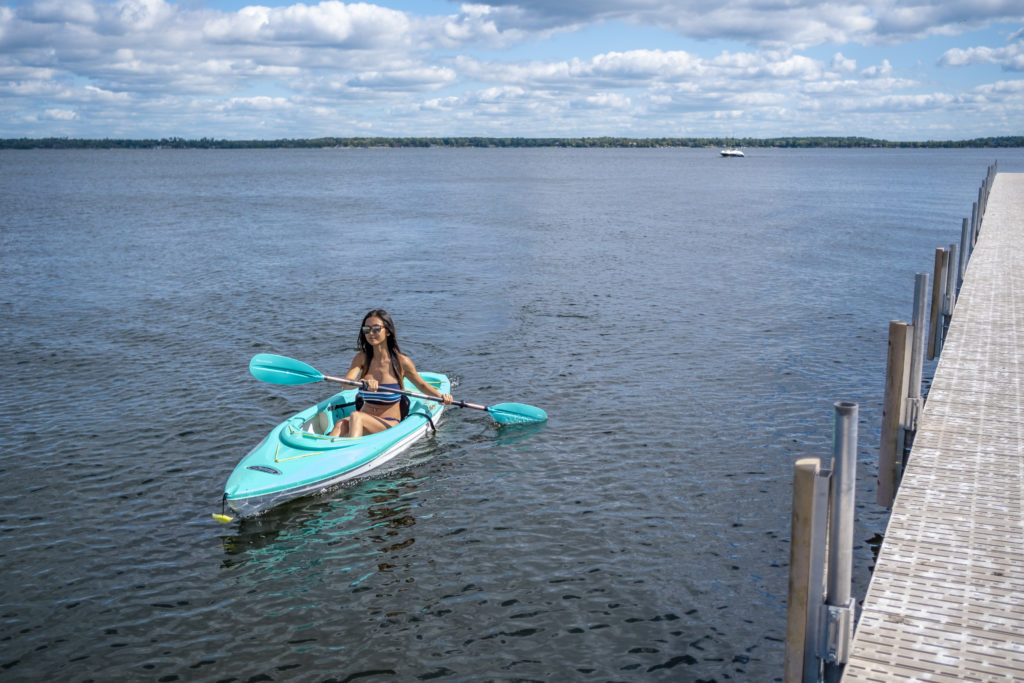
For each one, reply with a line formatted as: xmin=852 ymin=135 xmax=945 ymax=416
xmin=297 ymin=401 xmax=355 ymax=436
xmin=280 ymin=401 xmax=361 ymax=449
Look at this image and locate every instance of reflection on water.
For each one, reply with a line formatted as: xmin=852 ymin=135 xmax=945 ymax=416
xmin=220 ymin=473 xmax=425 ymax=567
xmin=494 ymin=421 xmax=548 ymax=445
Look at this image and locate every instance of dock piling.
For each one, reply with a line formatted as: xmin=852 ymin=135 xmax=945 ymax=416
xmin=877 ymin=320 xmax=910 ymax=507
xmin=822 ymin=402 xmax=858 ymax=683
xmin=944 ymin=243 xmax=958 ymax=314
xmin=927 ymin=248 xmax=948 ymax=361
xmin=905 ymin=273 xmax=928 ymax=437
xmin=958 ymin=217 xmax=969 ymax=289
xmin=784 ymin=457 xmax=827 ymax=683
xmin=971 ymin=201 xmax=979 ymax=247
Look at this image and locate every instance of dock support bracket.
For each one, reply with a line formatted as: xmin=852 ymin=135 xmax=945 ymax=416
xmin=904 ymin=395 xmax=922 ymax=432
xmin=820 ymin=598 xmax=856 ymax=665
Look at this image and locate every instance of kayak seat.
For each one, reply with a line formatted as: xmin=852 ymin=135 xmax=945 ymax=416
xmin=310 ymin=410 xmax=331 ymax=435
xmin=303 ymin=399 xmax=360 ymax=435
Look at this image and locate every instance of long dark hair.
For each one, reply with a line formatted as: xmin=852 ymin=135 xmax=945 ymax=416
xmin=357 ymin=309 xmax=403 ymax=383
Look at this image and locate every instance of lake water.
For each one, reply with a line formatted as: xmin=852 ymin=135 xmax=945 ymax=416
xmin=2 ymin=147 xmax=1021 ymax=681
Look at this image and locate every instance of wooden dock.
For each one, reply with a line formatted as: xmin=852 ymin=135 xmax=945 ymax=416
xmin=843 ymin=173 xmax=1024 ymax=681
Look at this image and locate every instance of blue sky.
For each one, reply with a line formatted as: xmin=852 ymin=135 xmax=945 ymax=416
xmin=1 ymin=0 xmax=1022 ymax=139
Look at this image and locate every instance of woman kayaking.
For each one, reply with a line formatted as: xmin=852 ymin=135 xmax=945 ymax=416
xmin=328 ymin=309 xmax=452 ymax=438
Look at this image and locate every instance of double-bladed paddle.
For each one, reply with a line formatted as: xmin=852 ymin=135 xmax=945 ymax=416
xmin=248 ymin=353 xmax=547 ymax=425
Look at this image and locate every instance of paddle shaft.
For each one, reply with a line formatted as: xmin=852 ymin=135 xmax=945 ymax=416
xmin=322 ymin=374 xmax=487 ymax=412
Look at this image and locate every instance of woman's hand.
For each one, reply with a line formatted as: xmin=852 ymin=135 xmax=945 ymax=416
xmin=363 ymin=378 xmax=379 ymax=392
xmin=441 ymin=393 xmax=453 ymax=405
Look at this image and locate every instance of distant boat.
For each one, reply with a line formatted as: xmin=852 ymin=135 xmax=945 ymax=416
xmin=720 ymin=148 xmax=745 ymax=157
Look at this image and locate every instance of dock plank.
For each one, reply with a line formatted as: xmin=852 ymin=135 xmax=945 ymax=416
xmin=844 ymin=173 xmax=1024 ymax=681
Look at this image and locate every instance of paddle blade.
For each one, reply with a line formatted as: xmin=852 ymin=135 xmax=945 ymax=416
xmin=249 ymin=354 xmax=325 ymax=385
xmin=486 ymin=403 xmax=548 ymax=425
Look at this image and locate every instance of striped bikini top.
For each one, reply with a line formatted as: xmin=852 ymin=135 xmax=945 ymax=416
xmin=358 ymin=383 xmax=403 ymax=405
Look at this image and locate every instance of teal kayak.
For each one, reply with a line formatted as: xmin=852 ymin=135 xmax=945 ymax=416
xmin=220 ymin=372 xmax=450 ymax=519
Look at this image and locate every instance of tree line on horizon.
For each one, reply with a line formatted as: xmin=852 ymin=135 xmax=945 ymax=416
xmin=2 ymin=135 xmax=1022 ymax=149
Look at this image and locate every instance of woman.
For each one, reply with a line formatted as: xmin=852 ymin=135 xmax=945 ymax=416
xmin=328 ymin=310 xmax=452 ymax=438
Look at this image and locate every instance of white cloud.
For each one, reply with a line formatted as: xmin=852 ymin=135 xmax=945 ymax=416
xmin=109 ymin=0 xmax=174 ymax=32
xmin=973 ymin=78 xmax=1024 ymax=97
xmin=581 ymin=92 xmax=632 ymax=109
xmin=476 ymin=85 xmax=527 ymax=102
xmin=216 ymin=96 xmax=292 ymax=112
xmin=202 ymin=1 xmax=411 ymax=47
xmin=587 ymin=50 xmax=704 ymax=81
xmin=455 ymin=48 xmax=826 ymax=91
xmin=831 ymin=52 xmax=857 ymax=72
xmin=803 ymin=79 xmax=863 ymax=94
xmin=763 ymin=55 xmax=822 ymax=79
xmin=939 ymin=38 xmax=1024 ymax=71
xmin=454 ymin=55 xmax=570 ymax=84
xmin=419 ymin=96 xmax=460 ymax=111
xmin=44 ymin=107 xmax=78 ymax=120
xmin=861 ymin=59 xmax=894 ymax=77
xmin=347 ymin=65 xmax=457 ymax=90
xmin=435 ymin=3 xmax=545 ymax=48
xmin=81 ymin=84 xmax=132 ymax=103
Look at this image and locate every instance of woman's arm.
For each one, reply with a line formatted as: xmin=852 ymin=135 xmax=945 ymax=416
xmin=401 ymin=355 xmax=452 ymax=403
xmin=346 ymin=352 xmax=376 ymax=390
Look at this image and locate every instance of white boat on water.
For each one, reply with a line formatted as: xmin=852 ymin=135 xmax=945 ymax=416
xmin=720 ymin=148 xmax=745 ymax=157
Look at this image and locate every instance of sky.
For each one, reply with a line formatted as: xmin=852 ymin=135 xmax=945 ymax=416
xmin=1 ymin=0 xmax=1022 ymax=140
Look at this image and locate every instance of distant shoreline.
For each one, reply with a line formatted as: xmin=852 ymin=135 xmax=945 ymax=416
xmin=2 ymin=135 xmax=1022 ymax=149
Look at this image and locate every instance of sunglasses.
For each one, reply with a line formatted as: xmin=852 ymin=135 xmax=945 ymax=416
xmin=361 ymin=325 xmax=385 ymax=335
